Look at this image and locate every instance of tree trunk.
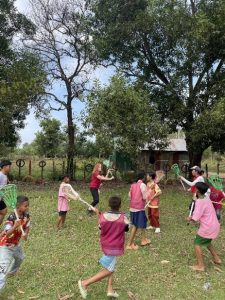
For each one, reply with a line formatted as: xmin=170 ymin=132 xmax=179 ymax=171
xmin=67 ymin=100 xmax=75 ymax=179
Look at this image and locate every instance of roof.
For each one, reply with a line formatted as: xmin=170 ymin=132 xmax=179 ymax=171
xmin=143 ymin=139 xmax=187 ymax=152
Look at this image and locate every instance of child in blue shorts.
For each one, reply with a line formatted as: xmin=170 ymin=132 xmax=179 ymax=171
xmin=78 ymin=196 xmax=129 ymax=299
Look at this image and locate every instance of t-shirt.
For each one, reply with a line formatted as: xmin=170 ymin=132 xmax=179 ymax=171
xmin=58 ymin=183 xmax=69 ymax=212
xmin=192 ymin=195 xmax=220 ymax=239
xmin=180 ymin=175 xmax=204 ymax=193
xmin=90 ymin=172 xmax=101 ymax=189
xmin=0 ymin=212 xmax=30 ymax=246
xmin=210 ymin=186 xmax=225 ymax=210
xmin=0 ymin=172 xmax=7 ymax=187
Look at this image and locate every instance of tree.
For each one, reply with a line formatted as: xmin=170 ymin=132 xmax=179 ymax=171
xmin=0 ymin=0 xmax=47 ymax=147
xmin=25 ymin=0 xmax=96 ymax=177
xmin=91 ymin=0 xmax=225 ymax=166
xmin=84 ymin=75 xmax=169 ymax=161
xmin=34 ymin=118 xmax=65 ymax=157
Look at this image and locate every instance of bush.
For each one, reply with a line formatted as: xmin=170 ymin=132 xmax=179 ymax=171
xmin=121 ymin=171 xmax=135 ymax=183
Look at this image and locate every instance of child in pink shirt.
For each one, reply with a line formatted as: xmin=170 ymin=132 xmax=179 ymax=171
xmin=57 ymin=175 xmax=70 ymax=229
xmin=78 ymin=196 xmax=129 ymax=299
xmin=187 ymin=182 xmax=221 ymax=272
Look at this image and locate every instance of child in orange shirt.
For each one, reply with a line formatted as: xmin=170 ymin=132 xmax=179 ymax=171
xmin=146 ymin=172 xmax=162 ymax=233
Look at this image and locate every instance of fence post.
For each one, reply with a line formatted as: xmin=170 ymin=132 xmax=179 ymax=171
xmin=29 ymin=160 xmax=32 ymax=176
xmin=205 ymin=164 xmax=208 ymax=178
xmin=217 ymin=163 xmax=220 ymax=175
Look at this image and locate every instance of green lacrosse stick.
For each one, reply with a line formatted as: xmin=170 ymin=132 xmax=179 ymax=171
xmin=171 ymin=164 xmax=185 ymax=190
xmin=207 ymin=175 xmax=223 ymax=191
xmin=0 ymin=184 xmax=25 ymax=235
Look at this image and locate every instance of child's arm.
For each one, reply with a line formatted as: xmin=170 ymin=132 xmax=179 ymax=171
xmin=4 ymin=219 xmax=21 ymax=237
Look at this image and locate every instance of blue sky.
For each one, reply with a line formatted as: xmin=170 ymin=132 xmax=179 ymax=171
xmin=15 ymin=0 xmax=114 ymax=145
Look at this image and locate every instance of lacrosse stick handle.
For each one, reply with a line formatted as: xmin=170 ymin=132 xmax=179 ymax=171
xmin=14 ymin=209 xmax=26 ymax=236
xmin=187 ymin=201 xmax=195 ymax=225
xmin=180 ymin=179 xmax=186 ymax=191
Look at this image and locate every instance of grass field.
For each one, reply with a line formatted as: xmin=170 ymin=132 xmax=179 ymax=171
xmin=1 ymin=182 xmax=225 ymax=300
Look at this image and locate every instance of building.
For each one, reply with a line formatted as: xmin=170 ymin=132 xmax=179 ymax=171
xmin=141 ymin=139 xmax=189 ymax=171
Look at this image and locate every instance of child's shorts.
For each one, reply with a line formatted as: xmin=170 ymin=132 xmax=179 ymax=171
xmin=194 ymin=234 xmax=212 ymax=246
xmin=58 ymin=211 xmax=67 ymax=216
xmin=99 ymin=255 xmax=117 ymax=272
xmin=130 ymin=211 xmax=147 ymax=228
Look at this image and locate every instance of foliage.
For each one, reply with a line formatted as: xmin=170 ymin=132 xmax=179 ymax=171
xmin=0 ymin=1 xmax=47 ymax=147
xmin=91 ymin=0 xmax=225 ymax=166
xmin=34 ymin=119 xmax=66 ymax=158
xmin=84 ymin=75 xmax=169 ymax=161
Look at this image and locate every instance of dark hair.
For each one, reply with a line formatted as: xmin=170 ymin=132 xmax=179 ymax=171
xmin=0 ymin=160 xmax=12 ymax=168
xmin=16 ymin=195 xmax=29 ymax=206
xmin=135 ymin=171 xmax=146 ymax=182
xmin=195 ymin=182 xmax=209 ymax=195
xmin=147 ymin=172 xmax=156 ymax=180
xmin=61 ymin=174 xmax=70 ymax=180
xmin=109 ymin=196 xmax=121 ymax=211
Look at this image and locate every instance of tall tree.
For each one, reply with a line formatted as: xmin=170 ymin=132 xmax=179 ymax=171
xmin=25 ymin=0 xmax=96 ymax=177
xmin=0 ymin=0 xmax=47 ymax=147
xmin=91 ymin=0 xmax=225 ymax=166
xmin=84 ymin=75 xmax=169 ymax=161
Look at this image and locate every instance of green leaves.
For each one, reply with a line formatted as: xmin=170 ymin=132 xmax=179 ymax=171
xmin=84 ymin=74 xmax=169 ymax=160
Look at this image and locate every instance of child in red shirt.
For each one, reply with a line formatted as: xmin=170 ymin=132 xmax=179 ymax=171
xmin=78 ymin=196 xmax=129 ymax=299
xmin=209 ymin=186 xmax=225 ymax=221
xmin=0 ymin=196 xmax=30 ymax=290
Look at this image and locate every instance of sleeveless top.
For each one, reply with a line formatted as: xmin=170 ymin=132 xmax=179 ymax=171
xmin=99 ymin=212 xmax=126 ymax=256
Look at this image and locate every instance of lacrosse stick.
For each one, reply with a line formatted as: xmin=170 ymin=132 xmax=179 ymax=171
xmin=63 ymin=184 xmax=95 ymax=210
xmin=171 ymin=164 xmax=186 ymax=190
xmin=0 ymin=184 xmax=25 ymax=235
xmin=207 ymin=175 xmax=223 ymax=191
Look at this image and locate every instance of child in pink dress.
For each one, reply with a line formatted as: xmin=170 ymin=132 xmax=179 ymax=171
xmin=78 ymin=196 xmax=129 ymax=299
xmin=57 ymin=175 xmax=70 ymax=229
xmin=187 ymin=182 xmax=221 ymax=271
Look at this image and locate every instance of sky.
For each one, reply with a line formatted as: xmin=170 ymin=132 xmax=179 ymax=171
xmin=15 ymin=0 xmax=113 ymax=146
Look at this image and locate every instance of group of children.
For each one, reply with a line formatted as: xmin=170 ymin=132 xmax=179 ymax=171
xmin=0 ymin=159 xmax=224 ymax=298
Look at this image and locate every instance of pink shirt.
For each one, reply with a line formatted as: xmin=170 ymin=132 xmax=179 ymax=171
xmin=58 ymin=183 xmax=69 ymax=212
xmin=192 ymin=195 xmax=220 ymax=239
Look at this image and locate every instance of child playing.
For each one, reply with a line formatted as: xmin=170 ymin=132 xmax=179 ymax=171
xmin=78 ymin=196 xmax=129 ymax=299
xmin=179 ymin=166 xmax=204 ymax=215
xmin=146 ymin=172 xmax=162 ymax=233
xmin=209 ymin=185 xmax=225 ymax=221
xmin=187 ymin=182 xmax=221 ymax=272
xmin=0 ymin=160 xmax=12 ymax=225
xmin=57 ymin=174 xmax=70 ymax=229
xmin=0 ymin=195 xmax=30 ymax=290
xmin=126 ymin=171 xmax=150 ymax=250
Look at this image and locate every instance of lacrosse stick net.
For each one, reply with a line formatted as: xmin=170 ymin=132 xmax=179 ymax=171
xmin=171 ymin=164 xmax=185 ymax=190
xmin=63 ymin=184 xmax=94 ymax=210
xmin=0 ymin=184 xmax=25 ymax=235
xmin=207 ymin=175 xmax=223 ymax=191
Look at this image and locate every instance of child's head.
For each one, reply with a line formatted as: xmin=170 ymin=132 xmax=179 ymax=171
xmin=109 ymin=196 xmax=121 ymax=211
xmin=0 ymin=160 xmax=12 ymax=174
xmin=135 ymin=171 xmax=146 ymax=182
xmin=190 ymin=166 xmax=202 ymax=177
xmin=16 ymin=195 xmax=29 ymax=213
xmin=62 ymin=174 xmax=70 ymax=183
xmin=93 ymin=163 xmax=102 ymax=174
xmin=147 ymin=172 xmax=156 ymax=181
xmin=195 ymin=182 xmax=209 ymax=196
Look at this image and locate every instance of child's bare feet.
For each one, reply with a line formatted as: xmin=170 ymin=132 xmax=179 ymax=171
xmin=141 ymin=238 xmax=151 ymax=246
xmin=213 ymin=258 xmax=222 ymax=265
xmin=190 ymin=265 xmax=205 ymax=272
xmin=126 ymin=244 xmax=139 ymax=250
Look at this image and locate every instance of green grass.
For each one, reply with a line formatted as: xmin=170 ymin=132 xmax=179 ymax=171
xmin=1 ymin=182 xmax=225 ymax=300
